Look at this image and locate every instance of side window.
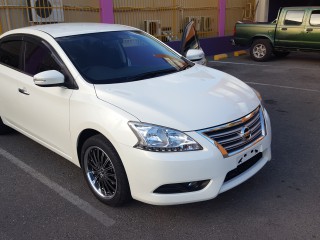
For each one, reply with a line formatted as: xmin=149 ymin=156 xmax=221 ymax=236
xmin=310 ymin=10 xmax=320 ymax=26
xmin=24 ymin=41 xmax=62 ymax=76
xmin=284 ymin=11 xmax=305 ymax=26
xmin=0 ymin=40 xmax=22 ymax=69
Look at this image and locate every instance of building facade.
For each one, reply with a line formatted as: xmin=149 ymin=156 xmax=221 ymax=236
xmin=0 ymin=0 xmax=256 ymax=39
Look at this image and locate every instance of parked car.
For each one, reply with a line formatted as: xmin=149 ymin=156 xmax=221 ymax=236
xmin=232 ymin=6 xmax=320 ymax=61
xmin=0 ymin=23 xmax=271 ymax=206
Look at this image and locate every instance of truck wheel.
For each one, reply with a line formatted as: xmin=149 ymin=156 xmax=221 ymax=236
xmin=0 ymin=117 xmax=12 ymax=135
xmin=273 ymin=51 xmax=290 ymax=58
xmin=250 ymin=39 xmax=272 ymax=62
xmin=80 ymin=134 xmax=131 ymax=207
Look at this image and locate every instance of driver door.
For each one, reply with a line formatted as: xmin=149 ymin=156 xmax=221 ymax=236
xmin=14 ymin=36 xmax=74 ymax=158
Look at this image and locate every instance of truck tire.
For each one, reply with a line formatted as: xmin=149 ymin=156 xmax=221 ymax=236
xmin=250 ymin=39 xmax=272 ymax=62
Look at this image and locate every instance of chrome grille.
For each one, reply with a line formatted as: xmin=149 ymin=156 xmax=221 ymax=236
xmin=200 ymin=106 xmax=266 ymax=157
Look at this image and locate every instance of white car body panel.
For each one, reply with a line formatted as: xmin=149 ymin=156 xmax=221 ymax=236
xmin=117 ymin=109 xmax=271 ymax=205
xmin=68 ymin=79 xmax=139 ymax=166
xmin=0 ymin=66 xmax=73 ymax=159
xmin=0 ymin=23 xmax=272 ymax=205
xmin=0 ymin=66 xmax=22 ymax=122
xmin=0 ymin=23 xmax=137 ymax=39
xmin=95 ymin=64 xmax=259 ymax=131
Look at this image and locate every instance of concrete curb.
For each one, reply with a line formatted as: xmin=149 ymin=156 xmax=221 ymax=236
xmin=213 ymin=54 xmax=228 ymax=61
xmin=234 ymin=50 xmax=248 ymax=57
xmin=213 ymin=50 xmax=248 ymax=61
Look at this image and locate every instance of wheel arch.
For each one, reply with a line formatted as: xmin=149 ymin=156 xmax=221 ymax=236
xmin=76 ymin=128 xmax=132 ymax=169
xmin=251 ymin=36 xmax=274 ymax=47
xmin=78 ymin=129 xmax=132 ymax=206
xmin=76 ymin=128 xmax=103 ymax=168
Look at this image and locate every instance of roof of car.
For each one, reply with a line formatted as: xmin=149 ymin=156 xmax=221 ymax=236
xmin=282 ymin=6 xmax=320 ymax=10
xmin=4 ymin=23 xmax=138 ymax=38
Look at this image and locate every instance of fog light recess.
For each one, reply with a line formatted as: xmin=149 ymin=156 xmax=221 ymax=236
xmin=153 ymin=180 xmax=210 ymax=194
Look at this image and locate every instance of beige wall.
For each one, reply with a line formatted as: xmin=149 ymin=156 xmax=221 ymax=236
xmin=225 ymin=0 xmax=255 ymax=35
xmin=0 ymin=0 xmax=100 ymax=34
xmin=255 ymin=0 xmax=269 ymax=22
xmin=1 ymin=0 xmax=256 ymax=38
xmin=114 ymin=0 xmax=219 ymax=40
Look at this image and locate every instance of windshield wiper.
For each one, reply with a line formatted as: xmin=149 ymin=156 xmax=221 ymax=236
xmin=127 ymin=68 xmax=178 ymax=81
xmin=178 ymin=64 xmax=192 ymax=71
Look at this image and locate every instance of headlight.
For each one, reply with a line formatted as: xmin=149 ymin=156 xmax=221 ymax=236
xmin=128 ymin=122 xmax=203 ymax=152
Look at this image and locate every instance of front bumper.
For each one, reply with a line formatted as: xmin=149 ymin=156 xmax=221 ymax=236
xmin=118 ymin=108 xmax=272 ymax=205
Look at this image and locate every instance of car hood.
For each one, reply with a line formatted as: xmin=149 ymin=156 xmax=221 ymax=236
xmin=94 ymin=65 xmax=260 ymax=131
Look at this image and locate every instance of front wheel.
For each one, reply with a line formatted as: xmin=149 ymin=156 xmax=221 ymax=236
xmin=250 ymin=39 xmax=272 ymax=62
xmin=81 ymin=134 xmax=131 ymax=207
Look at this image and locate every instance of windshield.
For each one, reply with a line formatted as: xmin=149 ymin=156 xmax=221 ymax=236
xmin=57 ymin=31 xmax=193 ymax=84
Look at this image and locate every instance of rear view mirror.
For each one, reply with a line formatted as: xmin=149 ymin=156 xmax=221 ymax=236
xmin=181 ymin=20 xmax=201 ymax=57
xmin=181 ymin=20 xmax=206 ymax=65
xmin=186 ymin=49 xmax=207 ymax=65
xmin=34 ymin=70 xmax=65 ymax=87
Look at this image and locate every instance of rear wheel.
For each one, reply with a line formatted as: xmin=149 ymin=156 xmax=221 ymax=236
xmin=0 ymin=117 xmax=12 ymax=135
xmin=250 ymin=39 xmax=272 ymax=62
xmin=80 ymin=134 xmax=131 ymax=207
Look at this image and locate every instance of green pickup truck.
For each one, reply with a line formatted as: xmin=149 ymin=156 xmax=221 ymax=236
xmin=233 ymin=7 xmax=320 ymax=61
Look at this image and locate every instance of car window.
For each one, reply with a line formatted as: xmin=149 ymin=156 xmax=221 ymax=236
xmin=0 ymin=40 xmax=23 ymax=69
xmin=310 ymin=10 xmax=320 ymax=26
xmin=57 ymin=31 xmax=192 ymax=84
xmin=24 ymin=40 xmax=62 ymax=76
xmin=284 ymin=11 xmax=305 ymax=26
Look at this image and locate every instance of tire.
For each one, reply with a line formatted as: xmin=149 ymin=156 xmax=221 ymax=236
xmin=273 ymin=51 xmax=290 ymax=58
xmin=0 ymin=117 xmax=12 ymax=135
xmin=80 ymin=134 xmax=131 ymax=207
xmin=250 ymin=39 xmax=273 ymax=62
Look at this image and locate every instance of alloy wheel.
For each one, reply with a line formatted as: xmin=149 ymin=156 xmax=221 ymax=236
xmin=253 ymin=44 xmax=266 ymax=59
xmin=83 ymin=146 xmax=117 ymax=199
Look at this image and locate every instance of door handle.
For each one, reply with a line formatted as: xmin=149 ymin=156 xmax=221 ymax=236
xmin=305 ymin=28 xmax=313 ymax=32
xmin=18 ymin=88 xmax=30 ymax=95
xmin=281 ymin=27 xmax=287 ymax=31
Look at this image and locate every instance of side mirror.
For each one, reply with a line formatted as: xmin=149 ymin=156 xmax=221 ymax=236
xmin=34 ymin=70 xmax=65 ymax=87
xmin=181 ymin=20 xmax=201 ymax=57
xmin=186 ymin=49 xmax=207 ymax=65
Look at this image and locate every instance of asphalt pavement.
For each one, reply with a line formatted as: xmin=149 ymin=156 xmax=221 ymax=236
xmin=1 ymin=51 xmax=320 ymax=240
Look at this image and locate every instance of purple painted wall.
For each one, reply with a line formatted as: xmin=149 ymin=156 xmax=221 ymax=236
xmin=144 ymin=0 xmax=245 ymax=56
xmin=100 ymin=0 xmax=114 ymax=23
xmin=218 ymin=0 xmax=226 ymax=36
xmin=165 ymin=0 xmax=246 ymax=56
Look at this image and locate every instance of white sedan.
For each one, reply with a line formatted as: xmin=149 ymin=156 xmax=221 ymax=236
xmin=0 ymin=23 xmax=272 ymax=206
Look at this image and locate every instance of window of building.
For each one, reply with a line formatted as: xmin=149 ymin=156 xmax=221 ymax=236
xmin=284 ymin=11 xmax=305 ymax=25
